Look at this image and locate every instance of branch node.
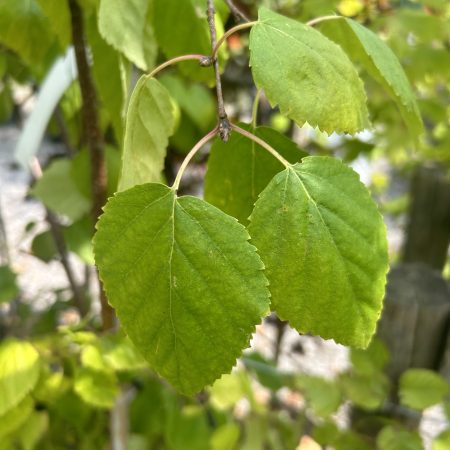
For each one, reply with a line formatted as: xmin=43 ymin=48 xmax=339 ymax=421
xmin=199 ymin=56 xmax=213 ymax=67
xmin=219 ymin=117 xmax=232 ymax=142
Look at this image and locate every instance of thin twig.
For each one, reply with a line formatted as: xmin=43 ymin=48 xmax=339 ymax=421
xmin=231 ymin=124 xmax=291 ymax=167
xmin=31 ymin=158 xmax=88 ymax=317
xmin=306 ymin=15 xmax=342 ymax=27
xmin=211 ymin=21 xmax=257 ymax=61
xmin=225 ymin=0 xmax=250 ymax=22
xmin=207 ymin=0 xmax=231 ymax=142
xmin=147 ymin=54 xmax=211 ymax=79
xmin=69 ymin=0 xmax=115 ymax=331
xmin=172 ymin=126 xmax=219 ymax=191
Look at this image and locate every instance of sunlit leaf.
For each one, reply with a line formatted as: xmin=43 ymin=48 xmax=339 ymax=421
xmin=94 ymin=184 xmax=270 ymax=394
xmin=118 ymin=77 xmax=176 ymax=191
xmin=249 ymin=8 xmax=370 ymax=134
xmin=0 ymin=340 xmax=40 ymax=416
xmin=248 ymin=157 xmax=388 ymax=347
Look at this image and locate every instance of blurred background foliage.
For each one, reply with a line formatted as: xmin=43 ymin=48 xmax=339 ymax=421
xmin=0 ymin=0 xmax=449 ymax=449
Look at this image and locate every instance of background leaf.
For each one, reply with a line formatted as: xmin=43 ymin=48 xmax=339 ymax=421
xmin=74 ymin=368 xmax=119 ymax=409
xmin=318 ymin=17 xmax=423 ymax=142
xmin=31 ymin=157 xmax=91 ymax=221
xmin=205 ymin=124 xmax=306 ymax=225
xmin=98 ymin=0 xmax=157 ymax=71
xmin=118 ymin=77 xmax=176 ymax=191
xmin=249 ymin=8 xmax=370 ymax=134
xmin=153 ymin=0 xmax=217 ymax=83
xmin=248 ymin=156 xmax=388 ymax=348
xmin=94 ymin=183 xmax=270 ymax=394
xmin=0 ymin=340 xmax=40 ymax=416
xmin=399 ymin=369 xmax=449 ymax=410
xmin=0 ymin=265 xmax=19 ymax=304
xmin=376 ymin=426 xmax=423 ymax=450
xmin=0 ymin=0 xmax=55 ymax=68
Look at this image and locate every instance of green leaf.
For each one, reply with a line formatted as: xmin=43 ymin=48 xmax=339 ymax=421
xmin=94 ymin=183 xmax=270 ymax=394
xmin=31 ymin=231 xmax=57 ymax=263
xmin=242 ymin=352 xmax=286 ymax=391
xmin=36 ymin=0 xmax=71 ymax=48
xmin=31 ymin=158 xmax=91 ymax=221
xmin=87 ymin=14 xmax=127 ymax=143
xmin=118 ymin=77 xmax=176 ymax=191
xmin=165 ymin=405 xmax=210 ymax=450
xmin=205 ymin=124 xmax=306 ymax=225
xmin=74 ymin=368 xmax=119 ymax=409
xmin=249 ymin=8 xmax=370 ymax=134
xmin=377 ymin=426 xmax=423 ymax=450
xmin=17 ymin=411 xmax=49 ymax=450
xmin=399 ymin=369 xmax=449 ymax=410
xmin=350 ymin=338 xmax=390 ymax=375
xmin=296 ymin=375 xmax=342 ymax=417
xmin=0 ymin=265 xmax=19 ymax=304
xmin=100 ymin=335 xmax=147 ymax=371
xmin=209 ymin=372 xmax=249 ymax=410
xmin=153 ymin=0 xmax=216 ymax=83
xmin=63 ymin=217 xmax=95 ymax=265
xmin=0 ymin=397 xmax=33 ymax=439
xmin=159 ymin=74 xmax=216 ymax=132
xmin=248 ymin=156 xmax=388 ymax=348
xmin=98 ymin=0 xmax=157 ymax=71
xmin=0 ymin=339 xmax=40 ymax=416
xmin=318 ymin=17 xmax=423 ymax=141
xmin=340 ymin=372 xmax=389 ymax=410
xmin=0 ymin=0 xmax=55 ymax=68
xmin=211 ymin=423 xmax=240 ymax=450
xmin=433 ymin=430 xmax=450 ymax=450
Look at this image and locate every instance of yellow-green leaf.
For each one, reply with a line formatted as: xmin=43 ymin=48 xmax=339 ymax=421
xmin=94 ymin=183 xmax=270 ymax=394
xmin=249 ymin=8 xmax=370 ymax=134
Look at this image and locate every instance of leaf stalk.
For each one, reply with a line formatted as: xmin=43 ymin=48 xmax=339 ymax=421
xmin=147 ymin=54 xmax=210 ymax=79
xmin=172 ymin=127 xmax=219 ymax=191
xmin=306 ymin=15 xmax=343 ymax=27
xmin=211 ymin=21 xmax=257 ymax=60
xmin=231 ymin=124 xmax=291 ymax=167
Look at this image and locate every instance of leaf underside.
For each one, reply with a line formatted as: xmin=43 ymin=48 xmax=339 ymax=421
xmin=118 ymin=76 xmax=175 ymax=191
xmin=249 ymin=7 xmax=370 ymax=134
xmin=98 ymin=0 xmax=157 ymax=70
xmin=94 ymin=183 xmax=270 ymax=394
xmin=248 ymin=156 xmax=388 ymax=348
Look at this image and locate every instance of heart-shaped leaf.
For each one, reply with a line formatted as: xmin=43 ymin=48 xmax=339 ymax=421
xmin=94 ymin=183 xmax=270 ymax=394
xmin=249 ymin=8 xmax=370 ymax=134
xmin=248 ymin=156 xmax=388 ymax=348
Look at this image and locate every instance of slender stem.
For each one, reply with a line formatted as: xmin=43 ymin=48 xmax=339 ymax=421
xmin=231 ymin=124 xmax=291 ymax=167
xmin=172 ymin=127 xmax=219 ymax=191
xmin=207 ymin=0 xmax=231 ymax=141
xmin=212 ymin=21 xmax=257 ymax=61
xmin=31 ymin=157 xmax=88 ymax=317
xmin=307 ymin=15 xmax=342 ymax=27
xmin=252 ymin=88 xmax=262 ymax=128
xmin=147 ymin=54 xmax=210 ymax=79
xmin=225 ymin=0 xmax=250 ymax=22
xmin=69 ymin=0 xmax=115 ymax=331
